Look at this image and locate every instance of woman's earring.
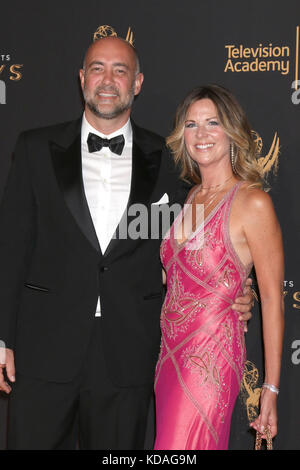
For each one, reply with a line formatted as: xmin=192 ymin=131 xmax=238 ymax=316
xmin=230 ymin=143 xmax=237 ymax=174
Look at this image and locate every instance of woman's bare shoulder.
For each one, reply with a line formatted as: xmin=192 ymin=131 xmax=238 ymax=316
xmin=236 ymin=182 xmax=273 ymax=210
xmin=233 ymin=182 xmax=276 ymax=227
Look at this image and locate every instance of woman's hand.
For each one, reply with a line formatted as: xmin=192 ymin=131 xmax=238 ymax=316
xmin=250 ymin=388 xmax=278 ymax=438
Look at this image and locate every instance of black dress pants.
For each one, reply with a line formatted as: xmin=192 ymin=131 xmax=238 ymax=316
xmin=7 ymin=320 xmax=154 ymax=450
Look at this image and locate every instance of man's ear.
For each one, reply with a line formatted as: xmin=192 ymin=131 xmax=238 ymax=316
xmin=134 ymin=72 xmax=144 ymax=96
xmin=79 ymin=69 xmax=85 ymax=91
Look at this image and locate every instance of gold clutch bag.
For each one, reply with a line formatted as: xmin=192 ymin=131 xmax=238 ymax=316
xmin=255 ymin=426 xmax=273 ymax=450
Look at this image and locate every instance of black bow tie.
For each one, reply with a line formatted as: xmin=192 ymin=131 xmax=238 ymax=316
xmin=87 ymin=132 xmax=125 ymax=156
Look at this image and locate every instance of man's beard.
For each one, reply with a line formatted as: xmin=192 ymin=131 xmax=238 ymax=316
xmin=83 ymin=83 xmax=135 ymax=120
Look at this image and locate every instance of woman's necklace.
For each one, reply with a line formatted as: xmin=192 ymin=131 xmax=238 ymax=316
xmin=200 ymin=175 xmax=233 ymax=191
xmin=191 ymin=176 xmax=234 ymax=232
xmin=201 ymin=176 xmax=233 ymax=208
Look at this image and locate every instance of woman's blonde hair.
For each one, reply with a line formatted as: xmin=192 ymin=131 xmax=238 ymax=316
xmin=166 ymin=84 xmax=264 ymax=187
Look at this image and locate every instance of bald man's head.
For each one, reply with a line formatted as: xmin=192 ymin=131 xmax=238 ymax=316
xmin=79 ymin=36 xmax=144 ymax=123
xmin=83 ymin=37 xmax=141 ymax=75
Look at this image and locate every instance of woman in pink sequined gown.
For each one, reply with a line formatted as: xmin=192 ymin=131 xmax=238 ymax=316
xmin=154 ymin=85 xmax=284 ymax=450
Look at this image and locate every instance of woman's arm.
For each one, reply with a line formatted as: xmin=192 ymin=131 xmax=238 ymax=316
xmin=242 ymin=189 xmax=284 ymax=438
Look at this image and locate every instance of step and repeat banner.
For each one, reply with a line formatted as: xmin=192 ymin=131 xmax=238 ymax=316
xmin=0 ymin=0 xmax=299 ymax=450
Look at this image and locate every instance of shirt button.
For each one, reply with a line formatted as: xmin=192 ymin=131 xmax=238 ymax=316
xmin=100 ymin=266 xmax=109 ymax=272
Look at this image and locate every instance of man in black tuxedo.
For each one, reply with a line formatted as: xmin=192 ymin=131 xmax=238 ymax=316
xmin=0 ymin=37 xmax=252 ymax=449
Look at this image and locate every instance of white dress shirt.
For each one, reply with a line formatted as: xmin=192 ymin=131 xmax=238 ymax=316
xmin=81 ymin=114 xmax=133 ymax=316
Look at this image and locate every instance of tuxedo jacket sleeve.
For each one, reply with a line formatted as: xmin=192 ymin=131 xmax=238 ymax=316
xmin=0 ymin=132 xmax=36 ymax=349
xmin=0 ymin=122 xmax=101 ymax=382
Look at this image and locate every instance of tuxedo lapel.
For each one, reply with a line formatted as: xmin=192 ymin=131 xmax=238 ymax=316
xmin=50 ymin=123 xmax=101 ymax=254
xmin=128 ymin=141 xmax=161 ymax=207
xmin=129 ymin=120 xmax=163 ymax=206
xmin=104 ymin=121 xmax=163 ymax=258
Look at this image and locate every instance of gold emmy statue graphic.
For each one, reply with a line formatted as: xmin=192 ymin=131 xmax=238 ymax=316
xmin=93 ymin=25 xmax=134 ymax=46
xmin=252 ymin=131 xmax=280 ymax=176
xmin=240 ymin=360 xmax=261 ymax=422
